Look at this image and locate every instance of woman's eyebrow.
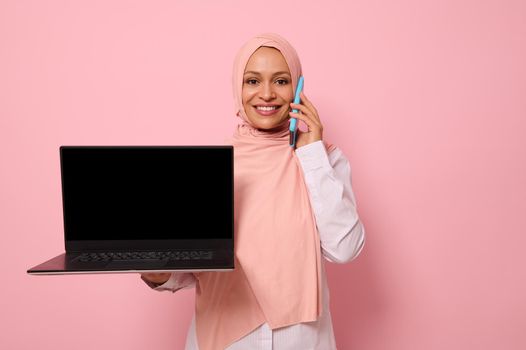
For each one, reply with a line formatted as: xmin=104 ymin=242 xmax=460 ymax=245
xmin=243 ymin=70 xmax=291 ymax=76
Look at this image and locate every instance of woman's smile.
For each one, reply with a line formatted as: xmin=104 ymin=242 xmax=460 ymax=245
xmin=253 ymin=104 xmax=283 ymax=116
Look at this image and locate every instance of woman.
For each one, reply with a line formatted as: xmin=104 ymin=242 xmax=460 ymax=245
xmin=141 ymin=33 xmax=365 ymax=350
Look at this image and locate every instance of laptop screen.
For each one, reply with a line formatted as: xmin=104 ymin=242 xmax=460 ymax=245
xmin=60 ymin=146 xmax=233 ymax=241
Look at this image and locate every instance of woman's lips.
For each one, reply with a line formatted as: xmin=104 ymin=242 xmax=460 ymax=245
xmin=253 ymin=105 xmax=281 ymax=116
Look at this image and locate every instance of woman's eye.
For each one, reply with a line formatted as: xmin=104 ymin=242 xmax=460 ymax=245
xmin=246 ymin=79 xmax=258 ymax=85
xmin=276 ymin=79 xmax=289 ymax=85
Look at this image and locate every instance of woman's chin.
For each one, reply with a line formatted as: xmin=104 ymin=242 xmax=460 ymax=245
xmin=250 ymin=116 xmax=289 ymax=131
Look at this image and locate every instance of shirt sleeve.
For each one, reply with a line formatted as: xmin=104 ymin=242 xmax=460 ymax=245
xmin=141 ymin=272 xmax=197 ymax=293
xmin=295 ymin=140 xmax=366 ymax=264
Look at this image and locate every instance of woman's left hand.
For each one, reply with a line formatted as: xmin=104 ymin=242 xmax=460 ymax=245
xmin=289 ymin=91 xmax=324 ymax=149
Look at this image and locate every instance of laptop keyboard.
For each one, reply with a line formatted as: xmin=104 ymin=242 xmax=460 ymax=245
xmin=76 ymin=250 xmax=214 ymax=262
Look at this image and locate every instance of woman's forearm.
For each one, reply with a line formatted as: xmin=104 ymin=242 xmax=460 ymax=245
xmin=296 ymin=141 xmax=366 ymax=264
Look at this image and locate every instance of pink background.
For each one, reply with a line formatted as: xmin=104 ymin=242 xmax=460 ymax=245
xmin=1 ymin=0 xmax=525 ymax=349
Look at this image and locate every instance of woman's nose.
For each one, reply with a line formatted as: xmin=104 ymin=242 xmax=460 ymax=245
xmin=259 ymin=83 xmax=276 ymax=100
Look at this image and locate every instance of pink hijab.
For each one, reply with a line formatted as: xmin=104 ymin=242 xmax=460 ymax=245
xmin=194 ymin=33 xmax=336 ymax=350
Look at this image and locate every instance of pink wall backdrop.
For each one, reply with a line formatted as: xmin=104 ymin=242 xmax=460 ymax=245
xmin=1 ymin=0 xmax=525 ymax=349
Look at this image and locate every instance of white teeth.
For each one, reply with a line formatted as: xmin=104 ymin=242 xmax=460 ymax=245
xmin=256 ymin=106 xmax=278 ymax=111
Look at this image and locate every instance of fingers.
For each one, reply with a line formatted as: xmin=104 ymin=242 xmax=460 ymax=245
xmin=289 ymin=110 xmax=321 ymax=131
xmin=289 ymin=103 xmax=321 ymax=129
xmin=290 ymin=92 xmax=320 ymax=123
xmin=141 ymin=273 xmax=170 ymax=279
xmin=299 ymin=91 xmax=320 ymax=119
xmin=289 ymin=92 xmax=324 ymax=139
xmin=141 ymin=272 xmax=171 ymax=284
xmin=289 ymin=110 xmax=323 ymax=145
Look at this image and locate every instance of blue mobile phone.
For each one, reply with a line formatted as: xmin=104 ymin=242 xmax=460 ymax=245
xmin=289 ymin=76 xmax=304 ymax=147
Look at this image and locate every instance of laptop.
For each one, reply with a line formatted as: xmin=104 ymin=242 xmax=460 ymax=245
xmin=27 ymin=146 xmax=234 ymax=275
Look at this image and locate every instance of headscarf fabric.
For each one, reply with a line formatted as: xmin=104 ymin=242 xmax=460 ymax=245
xmin=193 ymin=33 xmax=336 ymax=350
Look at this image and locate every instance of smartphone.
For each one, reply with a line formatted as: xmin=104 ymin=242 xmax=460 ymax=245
xmin=289 ymin=76 xmax=304 ymax=147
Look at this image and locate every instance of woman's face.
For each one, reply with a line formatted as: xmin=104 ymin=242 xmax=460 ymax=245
xmin=242 ymin=47 xmax=294 ymax=131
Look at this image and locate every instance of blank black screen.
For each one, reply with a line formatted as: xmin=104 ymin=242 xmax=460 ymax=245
xmin=60 ymin=147 xmax=233 ymax=240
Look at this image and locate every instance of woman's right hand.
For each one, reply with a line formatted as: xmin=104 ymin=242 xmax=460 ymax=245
xmin=141 ymin=273 xmax=171 ymax=285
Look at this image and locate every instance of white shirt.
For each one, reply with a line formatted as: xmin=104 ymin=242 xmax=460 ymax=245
xmin=146 ymin=140 xmax=366 ymax=350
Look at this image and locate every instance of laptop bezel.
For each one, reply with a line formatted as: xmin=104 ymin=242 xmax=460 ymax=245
xmin=60 ymin=145 xmax=234 ymax=254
